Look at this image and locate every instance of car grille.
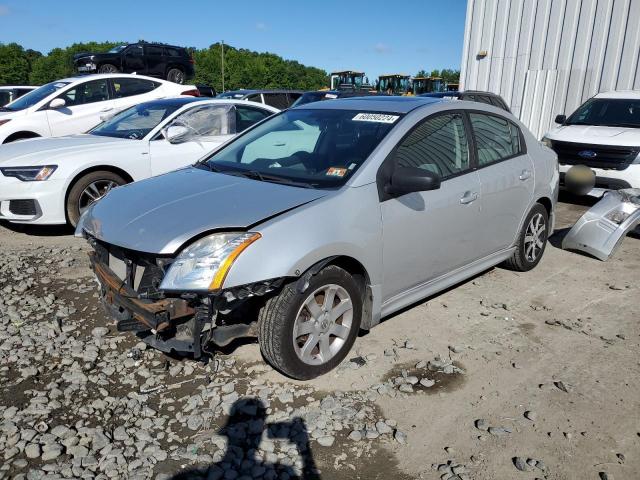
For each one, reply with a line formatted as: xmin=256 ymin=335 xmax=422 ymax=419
xmin=91 ymin=238 xmax=168 ymax=300
xmin=550 ymin=140 xmax=640 ymax=171
xmin=9 ymin=199 xmax=37 ymax=216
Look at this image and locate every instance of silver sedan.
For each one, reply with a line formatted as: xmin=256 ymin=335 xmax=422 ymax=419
xmin=77 ymin=96 xmax=559 ymax=379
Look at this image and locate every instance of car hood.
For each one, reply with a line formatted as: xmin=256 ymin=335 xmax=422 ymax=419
xmin=546 ymin=125 xmax=640 ymax=145
xmin=81 ymin=166 xmax=329 ymax=254
xmin=0 ymin=135 xmax=138 ymax=167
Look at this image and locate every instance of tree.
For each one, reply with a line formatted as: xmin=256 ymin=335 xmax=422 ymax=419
xmin=29 ymin=42 xmax=122 ymax=84
xmin=0 ymin=43 xmax=32 ymax=84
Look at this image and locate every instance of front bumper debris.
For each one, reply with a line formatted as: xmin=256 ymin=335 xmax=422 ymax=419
xmin=90 ymin=251 xmax=194 ymax=332
xmin=562 ymin=188 xmax=640 ymax=261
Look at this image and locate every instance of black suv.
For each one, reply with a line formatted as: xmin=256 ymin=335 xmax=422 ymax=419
xmin=73 ymin=43 xmax=195 ymax=84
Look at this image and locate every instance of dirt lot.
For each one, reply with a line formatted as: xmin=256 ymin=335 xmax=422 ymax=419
xmin=0 ymin=198 xmax=638 ymax=480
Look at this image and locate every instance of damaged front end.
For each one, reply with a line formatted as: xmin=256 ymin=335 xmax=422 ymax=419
xmin=87 ymin=237 xmax=283 ymax=358
xmin=562 ymin=188 xmax=640 ymax=261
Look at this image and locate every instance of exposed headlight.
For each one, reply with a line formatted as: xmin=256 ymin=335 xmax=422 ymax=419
xmin=0 ymin=165 xmax=57 ymax=181
xmin=541 ymin=136 xmax=553 ymax=149
xmin=159 ymin=232 xmax=261 ymax=292
xmin=604 ymin=203 xmax=639 ymax=225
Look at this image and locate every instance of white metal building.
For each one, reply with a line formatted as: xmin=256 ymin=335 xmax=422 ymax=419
xmin=460 ymin=0 xmax=640 ymax=139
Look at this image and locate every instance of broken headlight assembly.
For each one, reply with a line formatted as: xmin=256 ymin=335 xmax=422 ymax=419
xmin=159 ymin=232 xmax=261 ymax=292
xmin=0 ymin=165 xmax=57 ymax=181
xmin=604 ymin=203 xmax=640 ymax=225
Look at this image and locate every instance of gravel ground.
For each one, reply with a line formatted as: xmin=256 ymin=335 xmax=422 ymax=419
xmin=0 ymin=197 xmax=638 ymax=480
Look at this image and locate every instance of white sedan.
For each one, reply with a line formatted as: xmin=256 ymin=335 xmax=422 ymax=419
xmin=0 ymin=73 xmax=199 ymax=144
xmin=0 ymin=98 xmax=277 ymax=225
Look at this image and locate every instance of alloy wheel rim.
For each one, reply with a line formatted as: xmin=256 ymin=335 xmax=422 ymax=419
xmin=78 ymin=180 xmax=118 ymax=214
xmin=293 ymin=284 xmax=353 ymax=366
xmin=171 ymin=70 xmax=184 ymax=84
xmin=524 ymin=213 xmax=546 ymax=262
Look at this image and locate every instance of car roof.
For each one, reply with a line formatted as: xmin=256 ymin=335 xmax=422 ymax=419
xmin=56 ymin=73 xmax=168 ymax=84
xmin=137 ymin=97 xmax=280 ymax=111
xmin=295 ymin=95 xmax=442 ymax=113
xmin=594 ymin=90 xmax=640 ymax=99
xmin=221 ymin=89 xmax=304 ymax=96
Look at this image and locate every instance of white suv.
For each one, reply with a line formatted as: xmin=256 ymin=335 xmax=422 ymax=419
xmin=543 ymin=91 xmax=640 ymax=190
xmin=0 ymin=74 xmax=198 ymax=144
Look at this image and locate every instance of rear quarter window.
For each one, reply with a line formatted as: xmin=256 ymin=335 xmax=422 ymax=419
xmin=469 ymin=113 xmax=524 ymax=166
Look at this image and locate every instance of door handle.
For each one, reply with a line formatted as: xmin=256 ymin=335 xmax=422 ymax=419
xmin=519 ymin=169 xmax=532 ymax=180
xmin=273 ymin=142 xmax=286 ymax=146
xmin=100 ymin=107 xmax=113 ymax=112
xmin=460 ymin=191 xmax=478 ymax=204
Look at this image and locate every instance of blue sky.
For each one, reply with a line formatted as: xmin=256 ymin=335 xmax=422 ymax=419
xmin=0 ymin=0 xmax=467 ymax=80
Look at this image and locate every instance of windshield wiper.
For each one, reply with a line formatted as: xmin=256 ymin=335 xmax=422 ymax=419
xmin=224 ymin=169 xmax=315 ymax=188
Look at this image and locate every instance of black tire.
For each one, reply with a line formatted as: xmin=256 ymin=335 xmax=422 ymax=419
xmin=66 ymin=171 xmax=126 ymax=227
xmin=502 ymin=203 xmax=549 ymax=272
xmin=258 ymin=265 xmax=363 ymax=380
xmin=166 ymin=67 xmax=185 ymax=84
xmin=98 ymin=63 xmax=119 ymax=74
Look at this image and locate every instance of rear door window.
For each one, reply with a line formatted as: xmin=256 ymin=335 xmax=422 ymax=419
xmin=394 ymin=112 xmax=470 ymax=179
xmin=112 ymin=78 xmax=160 ymax=98
xmin=235 ymin=105 xmax=272 ymax=132
xmin=469 ymin=113 xmax=523 ymax=165
xmin=145 ymin=45 xmax=163 ymax=56
xmin=262 ymin=93 xmax=289 ymax=110
xmin=59 ymin=79 xmax=110 ymax=106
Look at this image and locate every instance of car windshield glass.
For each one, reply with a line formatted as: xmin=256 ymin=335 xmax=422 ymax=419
xmin=108 ymin=45 xmax=126 ymax=53
xmin=566 ymin=98 xmax=640 ymax=128
xmin=202 ymin=108 xmax=400 ymax=188
xmin=1 ymin=81 xmax=70 ymax=111
xmin=89 ymin=102 xmax=184 ymax=139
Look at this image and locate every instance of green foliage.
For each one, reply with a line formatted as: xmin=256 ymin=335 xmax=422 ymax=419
xmin=414 ymin=69 xmax=460 ymax=83
xmin=194 ymin=43 xmax=328 ymax=91
xmin=0 ymin=43 xmax=31 ymax=84
xmin=29 ymin=42 xmax=122 ymax=84
xmin=1 ymin=41 xmax=327 ymax=90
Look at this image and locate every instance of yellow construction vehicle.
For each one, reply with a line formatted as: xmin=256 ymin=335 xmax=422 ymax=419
xmin=412 ymin=76 xmax=445 ymax=95
xmin=376 ymin=74 xmax=411 ymax=95
xmin=329 ymin=70 xmax=375 ymax=91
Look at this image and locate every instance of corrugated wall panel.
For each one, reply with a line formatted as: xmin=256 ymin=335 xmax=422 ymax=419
xmin=461 ymin=0 xmax=640 ymax=139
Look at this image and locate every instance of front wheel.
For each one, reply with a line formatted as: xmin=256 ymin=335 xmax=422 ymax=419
xmin=66 ymin=171 xmax=126 ymax=227
xmin=98 ymin=63 xmax=119 ymax=74
xmin=258 ymin=265 xmax=362 ymax=379
xmin=502 ymin=203 xmax=549 ymax=271
xmin=166 ymin=68 xmax=185 ymax=84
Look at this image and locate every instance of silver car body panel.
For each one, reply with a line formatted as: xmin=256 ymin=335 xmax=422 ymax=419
xmin=81 ymin=98 xmax=559 ymax=328
xmin=562 ymin=188 xmax=640 ymax=261
xmin=80 ymin=167 xmax=329 ymax=254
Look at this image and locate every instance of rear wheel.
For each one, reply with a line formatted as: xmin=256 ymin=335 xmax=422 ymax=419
xmin=167 ymin=68 xmax=185 ymax=84
xmin=258 ymin=265 xmax=362 ymax=379
xmin=503 ymin=203 xmax=549 ymax=271
xmin=66 ymin=171 xmax=126 ymax=227
xmin=98 ymin=63 xmax=119 ymax=74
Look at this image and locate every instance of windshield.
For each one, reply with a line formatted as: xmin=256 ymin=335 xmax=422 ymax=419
xmin=1 ymin=81 xmax=70 ymax=111
xmin=89 ymin=102 xmax=184 ymax=139
xmin=202 ymin=108 xmax=399 ymax=188
xmin=565 ymin=98 xmax=640 ymax=128
xmin=108 ymin=45 xmax=126 ymax=53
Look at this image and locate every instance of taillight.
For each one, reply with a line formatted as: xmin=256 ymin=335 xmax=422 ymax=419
xmin=181 ymin=89 xmax=201 ymax=97
xmin=189 ymin=57 xmax=195 ymax=64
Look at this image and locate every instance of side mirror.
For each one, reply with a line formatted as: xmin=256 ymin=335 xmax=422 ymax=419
xmin=163 ymin=125 xmax=191 ymax=144
xmin=385 ymin=166 xmax=441 ymax=197
xmin=100 ymin=111 xmax=117 ymax=122
xmin=554 ymin=114 xmax=566 ymax=124
xmin=49 ymin=98 xmax=66 ymax=109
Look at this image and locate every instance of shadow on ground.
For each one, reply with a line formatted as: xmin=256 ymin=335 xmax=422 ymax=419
xmin=169 ymin=398 xmax=320 ymax=480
